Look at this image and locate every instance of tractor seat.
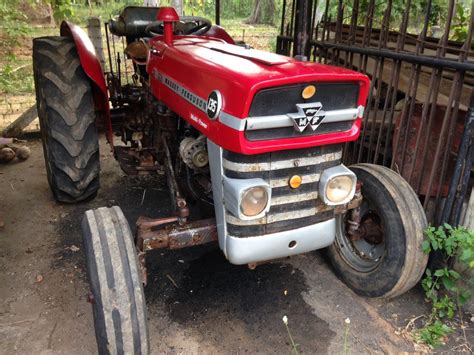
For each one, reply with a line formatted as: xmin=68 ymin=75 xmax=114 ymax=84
xmin=109 ymin=6 xmax=160 ymax=38
xmin=125 ymin=41 xmax=148 ymax=65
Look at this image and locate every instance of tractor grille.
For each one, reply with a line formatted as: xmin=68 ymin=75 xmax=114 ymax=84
xmin=246 ymin=82 xmax=359 ymax=141
xmin=248 ymin=82 xmax=359 ymax=116
xmin=223 ymin=144 xmax=343 ymax=238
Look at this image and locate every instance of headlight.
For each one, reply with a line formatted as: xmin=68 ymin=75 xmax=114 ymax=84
xmin=319 ymin=165 xmax=356 ymax=205
xmin=325 ymin=175 xmax=354 ymax=203
xmin=241 ymin=186 xmax=269 ymax=217
xmin=223 ymin=177 xmax=271 ymax=220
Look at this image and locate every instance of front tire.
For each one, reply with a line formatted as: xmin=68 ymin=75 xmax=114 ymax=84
xmin=327 ymin=164 xmax=428 ymax=298
xmin=82 ymin=206 xmax=149 ymax=355
xmin=33 ymin=36 xmax=100 ymax=203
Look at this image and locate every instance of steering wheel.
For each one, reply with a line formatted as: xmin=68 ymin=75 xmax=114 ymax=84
xmin=145 ymin=16 xmax=212 ymax=37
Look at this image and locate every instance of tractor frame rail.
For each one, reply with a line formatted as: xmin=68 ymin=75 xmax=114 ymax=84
xmin=136 ymin=217 xmax=217 ymax=284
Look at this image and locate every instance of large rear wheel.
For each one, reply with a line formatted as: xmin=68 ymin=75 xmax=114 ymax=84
xmin=33 ymin=36 xmax=100 ymax=203
xmin=82 ymin=206 xmax=149 ymax=355
xmin=327 ymin=164 xmax=428 ymax=298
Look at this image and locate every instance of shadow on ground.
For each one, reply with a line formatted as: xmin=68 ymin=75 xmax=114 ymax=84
xmin=56 ymin=167 xmax=335 ymax=353
xmin=146 ymin=246 xmax=334 ymax=353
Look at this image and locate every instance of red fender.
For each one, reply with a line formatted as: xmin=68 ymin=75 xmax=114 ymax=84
xmin=205 ymin=25 xmax=235 ymax=44
xmin=60 ymin=21 xmax=114 ymax=148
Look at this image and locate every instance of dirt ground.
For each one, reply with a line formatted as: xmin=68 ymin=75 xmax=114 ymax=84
xmin=1 ymin=137 xmax=472 ymax=354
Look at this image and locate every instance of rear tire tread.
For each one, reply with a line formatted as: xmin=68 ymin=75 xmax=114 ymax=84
xmin=33 ymin=36 xmax=100 ymax=203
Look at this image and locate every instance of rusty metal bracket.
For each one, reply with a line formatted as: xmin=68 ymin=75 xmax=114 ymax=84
xmin=333 ymin=181 xmax=363 ymax=237
xmin=335 ymin=182 xmax=383 ymax=243
xmin=334 ymin=181 xmax=363 ymax=215
xmin=161 ymin=134 xmax=189 ymax=223
xmin=115 ymin=146 xmax=160 ymax=175
xmin=346 ymin=206 xmax=362 ymax=237
xmin=137 ymin=218 xmax=217 ymax=251
xmin=135 ymin=217 xmax=218 ymax=285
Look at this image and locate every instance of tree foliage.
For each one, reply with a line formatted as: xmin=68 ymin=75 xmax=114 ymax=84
xmin=0 ymin=0 xmax=30 ymax=55
xmin=416 ymin=224 xmax=474 ymax=348
xmin=286 ymin=0 xmax=471 ymax=42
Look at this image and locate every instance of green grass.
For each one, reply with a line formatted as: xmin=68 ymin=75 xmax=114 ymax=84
xmin=222 ymin=17 xmax=278 ymax=51
xmin=0 ymin=57 xmax=34 ymax=95
xmin=31 ymin=27 xmax=60 ymax=37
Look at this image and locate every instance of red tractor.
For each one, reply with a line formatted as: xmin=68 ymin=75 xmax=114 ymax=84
xmin=33 ymin=6 xmax=428 ymax=354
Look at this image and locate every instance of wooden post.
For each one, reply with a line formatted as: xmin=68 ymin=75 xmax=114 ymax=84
xmin=87 ymin=17 xmax=105 ymax=69
xmin=1 ymin=106 xmax=37 ymax=137
xmin=463 ymin=189 xmax=474 ymax=230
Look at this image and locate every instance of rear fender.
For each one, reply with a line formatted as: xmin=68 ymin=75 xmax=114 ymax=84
xmin=205 ymin=25 xmax=235 ymax=44
xmin=60 ymin=21 xmax=114 ymax=148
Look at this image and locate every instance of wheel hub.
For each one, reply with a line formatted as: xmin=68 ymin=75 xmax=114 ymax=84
xmin=336 ymin=203 xmax=386 ymax=272
xmin=349 ymin=213 xmax=383 ymax=244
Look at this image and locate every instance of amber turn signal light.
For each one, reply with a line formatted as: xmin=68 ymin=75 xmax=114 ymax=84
xmin=289 ymin=175 xmax=302 ymax=189
xmin=302 ymin=85 xmax=316 ymax=99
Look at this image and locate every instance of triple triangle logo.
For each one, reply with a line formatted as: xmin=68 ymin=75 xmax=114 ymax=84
xmin=288 ymin=103 xmax=326 ymax=133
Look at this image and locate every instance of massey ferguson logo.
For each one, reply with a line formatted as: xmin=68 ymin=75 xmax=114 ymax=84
xmin=289 ymin=103 xmax=326 ymax=133
xmin=206 ymin=90 xmax=222 ymax=120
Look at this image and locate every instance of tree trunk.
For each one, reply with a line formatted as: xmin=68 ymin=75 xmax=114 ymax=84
xmin=246 ymin=0 xmax=263 ymax=24
xmin=267 ymin=0 xmax=275 ymax=21
xmin=246 ymin=0 xmax=276 ymax=24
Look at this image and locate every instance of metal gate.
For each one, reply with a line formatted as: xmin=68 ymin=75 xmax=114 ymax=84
xmin=276 ymin=0 xmax=474 ymax=225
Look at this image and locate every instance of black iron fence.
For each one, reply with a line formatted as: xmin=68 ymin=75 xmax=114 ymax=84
xmin=276 ymin=0 xmax=474 ymax=225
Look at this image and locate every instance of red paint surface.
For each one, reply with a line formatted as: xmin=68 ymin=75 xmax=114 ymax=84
xmin=148 ymin=36 xmax=370 ymax=154
xmin=60 ymin=19 xmax=369 ymax=155
xmin=156 ymin=6 xmax=179 ymax=21
xmin=205 ymin=26 xmax=235 ymax=44
xmin=157 ymin=7 xmax=179 ymax=46
xmin=60 ymin=21 xmax=113 ymax=147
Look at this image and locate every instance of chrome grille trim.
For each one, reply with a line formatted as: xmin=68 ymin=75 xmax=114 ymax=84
xmin=270 ymin=173 xmax=320 ymax=188
xmin=271 ymin=191 xmax=319 ymax=205
xmin=223 ymin=144 xmax=343 ymax=236
xmin=219 ymin=111 xmax=246 ymax=131
xmin=246 ymin=106 xmax=363 ymax=131
xmin=223 ymin=150 xmax=342 ymax=172
xmin=217 ymin=106 xmax=364 ymax=132
xmin=226 ymin=204 xmax=332 ymax=225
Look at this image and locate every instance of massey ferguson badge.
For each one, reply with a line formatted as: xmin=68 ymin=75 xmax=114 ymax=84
xmin=289 ymin=103 xmax=326 ymax=132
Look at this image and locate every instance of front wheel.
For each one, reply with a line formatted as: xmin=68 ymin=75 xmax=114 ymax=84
xmin=82 ymin=206 xmax=149 ymax=354
xmin=327 ymin=164 xmax=428 ymax=298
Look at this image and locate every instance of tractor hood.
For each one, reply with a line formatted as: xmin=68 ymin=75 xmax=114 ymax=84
xmin=198 ymin=41 xmax=289 ymax=65
xmin=147 ymin=36 xmax=370 ymax=154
